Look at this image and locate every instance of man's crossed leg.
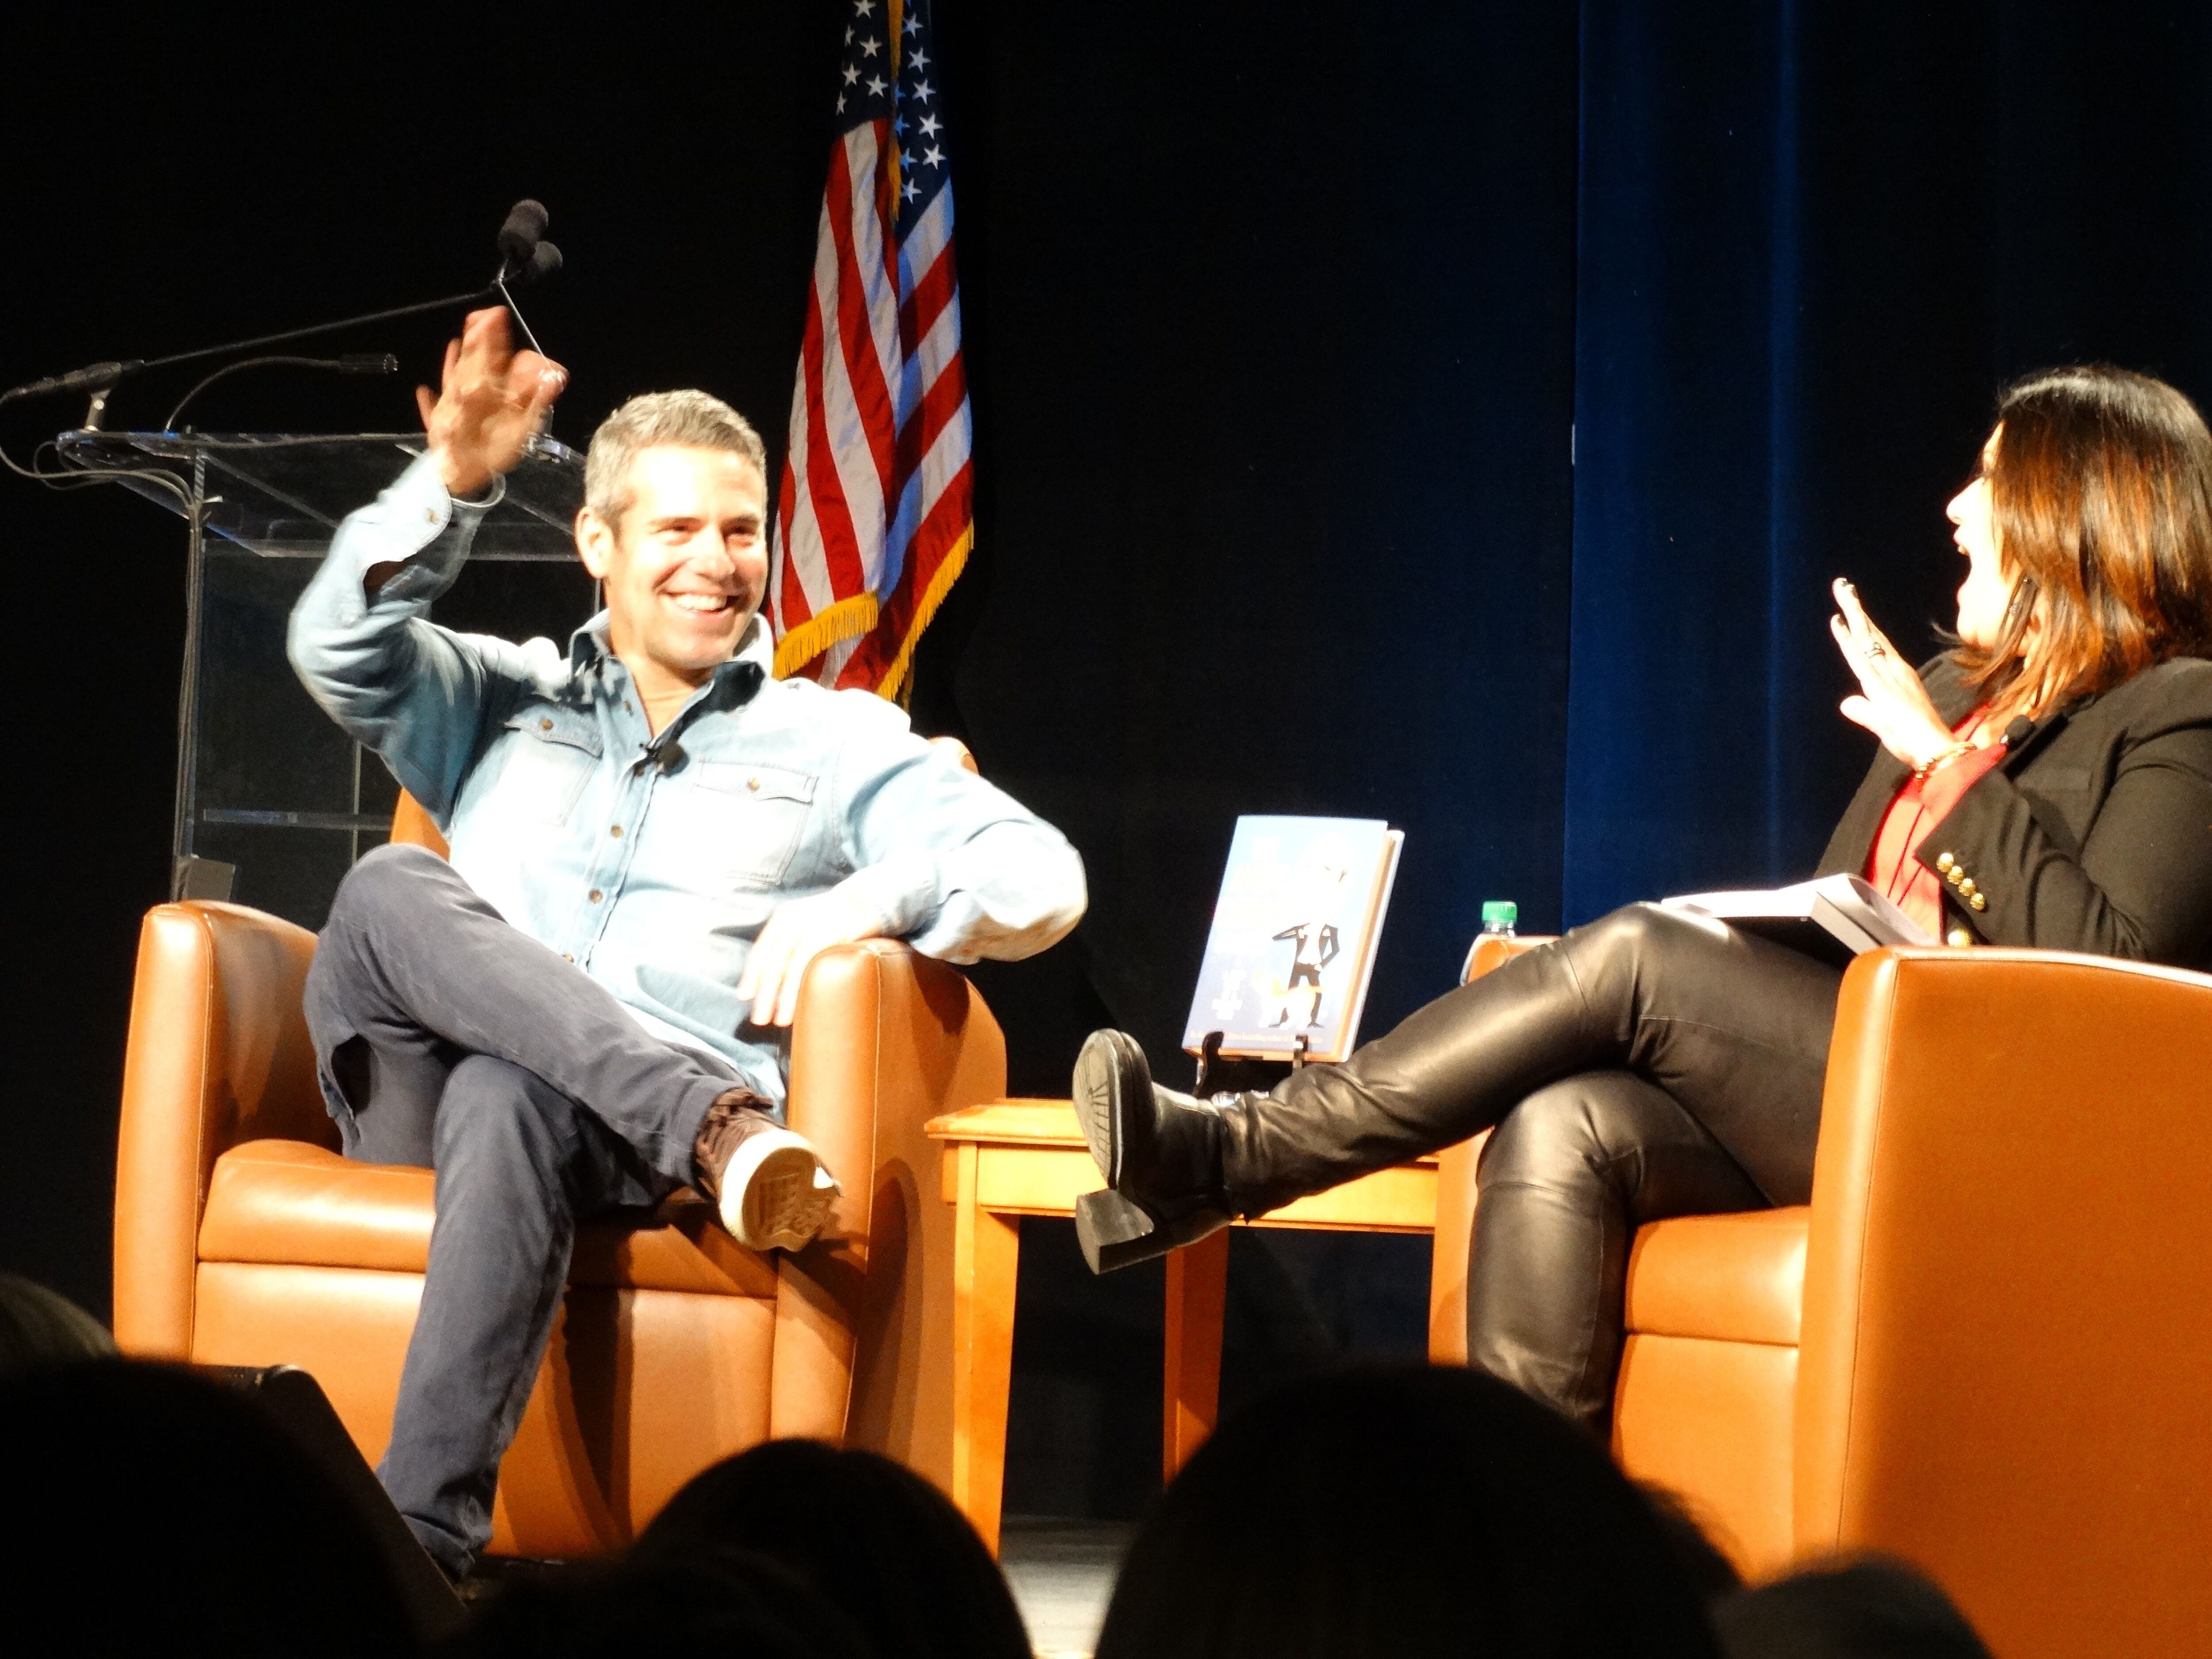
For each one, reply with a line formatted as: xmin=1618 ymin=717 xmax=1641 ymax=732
xmin=302 ymin=844 xmax=834 ymax=1575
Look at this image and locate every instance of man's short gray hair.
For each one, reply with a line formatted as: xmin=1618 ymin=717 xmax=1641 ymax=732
xmin=584 ymin=390 xmax=768 ymax=530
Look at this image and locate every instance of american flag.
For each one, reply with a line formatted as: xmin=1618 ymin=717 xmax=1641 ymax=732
xmin=768 ymin=0 xmax=973 ymax=700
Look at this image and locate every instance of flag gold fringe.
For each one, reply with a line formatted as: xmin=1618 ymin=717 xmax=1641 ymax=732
xmin=773 ymin=592 xmax=880 ymax=680
xmin=875 ymin=524 xmax=975 ymax=707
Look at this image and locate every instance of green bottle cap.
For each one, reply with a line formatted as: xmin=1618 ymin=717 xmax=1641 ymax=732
xmin=1481 ymin=900 xmax=1518 ymax=928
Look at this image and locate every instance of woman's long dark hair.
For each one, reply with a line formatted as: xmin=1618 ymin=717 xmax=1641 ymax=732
xmin=1957 ymin=365 xmax=2212 ymax=717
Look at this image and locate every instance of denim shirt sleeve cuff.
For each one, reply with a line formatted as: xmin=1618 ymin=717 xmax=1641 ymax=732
xmin=317 ymin=453 xmax=504 ymax=626
xmin=834 ymin=848 xmax=944 ymax=938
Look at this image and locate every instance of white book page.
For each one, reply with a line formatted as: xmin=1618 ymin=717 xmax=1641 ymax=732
xmin=1331 ymin=829 xmax=1404 ymax=1060
xmin=1662 ymin=873 xmax=1934 ymax=948
xmin=1660 ymin=879 xmax=1823 ymax=918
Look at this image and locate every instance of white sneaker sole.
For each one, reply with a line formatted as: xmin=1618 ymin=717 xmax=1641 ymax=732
xmin=718 ymin=1128 xmax=841 ymax=1252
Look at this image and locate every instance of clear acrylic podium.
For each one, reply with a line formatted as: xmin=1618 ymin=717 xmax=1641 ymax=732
xmin=59 ymin=431 xmax=597 ymax=929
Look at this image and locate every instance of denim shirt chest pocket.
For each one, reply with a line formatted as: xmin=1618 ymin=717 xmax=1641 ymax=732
xmin=653 ymin=760 xmax=820 ymax=890
xmin=494 ymin=704 xmax=603 ymax=825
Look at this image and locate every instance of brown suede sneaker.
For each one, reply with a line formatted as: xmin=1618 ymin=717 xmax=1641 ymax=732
xmin=692 ymin=1090 xmax=841 ymax=1252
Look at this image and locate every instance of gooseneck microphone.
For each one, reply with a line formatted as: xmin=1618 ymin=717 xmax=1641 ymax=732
xmin=492 ymin=199 xmax=560 ymax=356
xmin=163 ymin=353 xmax=400 ymax=434
xmin=1 ymin=200 xmax=565 ymax=441
xmin=8 ymin=360 xmax=145 ymax=399
xmin=498 ymin=200 xmax=551 ymax=277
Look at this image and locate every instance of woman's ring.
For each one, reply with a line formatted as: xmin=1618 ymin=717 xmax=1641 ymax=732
xmin=1865 ymin=641 xmax=1886 ymax=657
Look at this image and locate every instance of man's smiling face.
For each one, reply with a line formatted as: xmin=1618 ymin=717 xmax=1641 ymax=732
xmin=576 ymin=444 xmax=769 ymax=683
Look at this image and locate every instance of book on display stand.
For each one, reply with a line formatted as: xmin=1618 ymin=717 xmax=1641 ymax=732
xmin=1180 ymin=815 xmax=1405 ymax=1079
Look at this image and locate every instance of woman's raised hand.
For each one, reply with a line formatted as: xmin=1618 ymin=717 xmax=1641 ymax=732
xmin=1828 ymin=578 xmax=1966 ymax=771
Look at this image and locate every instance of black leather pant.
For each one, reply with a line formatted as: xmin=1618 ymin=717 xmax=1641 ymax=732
xmin=1217 ymin=902 xmax=1843 ymax=1432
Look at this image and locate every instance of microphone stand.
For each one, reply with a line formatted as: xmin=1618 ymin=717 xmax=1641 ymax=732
xmin=1 ymin=284 xmax=501 ymax=431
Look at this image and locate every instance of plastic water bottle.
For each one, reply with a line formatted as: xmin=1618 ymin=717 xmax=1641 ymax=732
xmin=1463 ymin=900 xmax=1519 ymax=983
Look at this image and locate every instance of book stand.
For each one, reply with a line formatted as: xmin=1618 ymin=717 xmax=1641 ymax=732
xmin=1192 ymin=1028 xmax=1308 ymax=1098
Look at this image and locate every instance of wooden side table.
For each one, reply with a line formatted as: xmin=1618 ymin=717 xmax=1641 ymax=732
xmin=924 ymin=1098 xmax=1448 ymax=1552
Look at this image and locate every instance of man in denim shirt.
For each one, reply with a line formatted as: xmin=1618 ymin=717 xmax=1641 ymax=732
xmin=288 ymin=310 xmax=1086 ymax=1576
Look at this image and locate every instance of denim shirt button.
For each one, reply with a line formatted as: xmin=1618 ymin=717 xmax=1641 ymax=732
xmin=588 ymin=889 xmax=603 ymax=903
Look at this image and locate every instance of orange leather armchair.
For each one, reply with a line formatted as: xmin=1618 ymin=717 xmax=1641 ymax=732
xmin=113 ymin=785 xmax=1005 ymax=1558
xmin=1429 ymin=938 xmax=2212 ymax=1659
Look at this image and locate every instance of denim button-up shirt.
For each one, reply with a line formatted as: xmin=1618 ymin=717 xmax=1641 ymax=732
xmin=288 ymin=453 xmax=1087 ymax=1102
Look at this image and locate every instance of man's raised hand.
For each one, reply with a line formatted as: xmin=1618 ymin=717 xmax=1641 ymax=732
xmin=417 ymin=307 xmax=567 ymax=499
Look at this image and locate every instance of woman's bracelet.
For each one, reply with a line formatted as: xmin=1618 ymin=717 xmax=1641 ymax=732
xmin=1912 ymin=742 xmax=1972 ymax=782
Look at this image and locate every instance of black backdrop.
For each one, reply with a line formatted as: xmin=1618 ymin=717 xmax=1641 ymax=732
xmin=2 ymin=1 xmax=2204 ymax=1517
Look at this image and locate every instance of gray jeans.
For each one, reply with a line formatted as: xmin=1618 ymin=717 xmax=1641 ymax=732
xmin=303 ymin=844 xmax=742 ymax=1575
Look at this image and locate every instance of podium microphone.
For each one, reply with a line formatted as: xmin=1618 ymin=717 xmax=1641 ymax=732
xmin=3 ymin=199 xmax=566 ymax=431
xmin=5 ymin=360 xmax=143 ymax=399
xmin=162 ymin=352 xmax=400 ymax=434
xmin=498 ymin=200 xmax=549 ymax=273
xmin=492 ymin=199 xmax=560 ymax=356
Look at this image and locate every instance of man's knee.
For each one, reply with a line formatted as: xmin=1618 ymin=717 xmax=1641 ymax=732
xmin=326 ymin=842 xmax=453 ymax=932
xmin=307 ymin=845 xmax=449 ymax=1022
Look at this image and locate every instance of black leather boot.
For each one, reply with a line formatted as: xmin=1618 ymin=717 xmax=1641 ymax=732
xmin=1071 ymin=1030 xmax=1236 ymax=1273
xmin=1072 ymin=904 xmax=1840 ymax=1277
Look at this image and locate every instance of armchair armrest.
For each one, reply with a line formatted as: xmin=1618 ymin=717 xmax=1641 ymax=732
xmin=772 ymin=938 xmax=1007 ymax=1474
xmin=113 ymin=902 xmax=329 ymax=1358
xmin=1794 ymin=946 xmax=2212 ymax=1652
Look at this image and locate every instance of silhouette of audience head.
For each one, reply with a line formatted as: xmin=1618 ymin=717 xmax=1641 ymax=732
xmin=450 ymin=1545 xmax=879 ymax=1659
xmin=0 ymin=1271 xmax=116 ymax=1376
xmin=1640 ymin=1481 xmax=1746 ymax=1601
xmin=0 ymin=1286 xmax=1993 ymax=1659
xmin=0 ymin=1359 xmax=418 ymax=1656
xmin=1094 ymin=1363 xmax=1720 ymax=1658
xmin=1712 ymin=1558 xmax=1993 ymax=1659
xmin=456 ymin=1439 xmax=1025 ymax=1658
xmin=631 ymin=1437 xmax=1031 ymax=1659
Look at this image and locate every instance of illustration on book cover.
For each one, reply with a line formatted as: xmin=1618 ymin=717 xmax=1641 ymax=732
xmin=1181 ymin=816 xmax=1403 ymax=1064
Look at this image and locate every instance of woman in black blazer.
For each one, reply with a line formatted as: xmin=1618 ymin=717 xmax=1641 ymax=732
xmin=1072 ymin=365 xmax=2212 ymax=1433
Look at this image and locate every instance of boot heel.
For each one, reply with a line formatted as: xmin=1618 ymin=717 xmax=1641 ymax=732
xmin=1075 ymin=1189 xmax=1230 ymax=1275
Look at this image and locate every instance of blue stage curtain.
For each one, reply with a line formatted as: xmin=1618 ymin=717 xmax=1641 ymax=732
xmin=930 ymin=0 xmax=1584 ymax=1073
xmin=932 ymin=0 xmax=2208 ymax=1075
xmin=1563 ymin=0 xmax=2211 ymax=922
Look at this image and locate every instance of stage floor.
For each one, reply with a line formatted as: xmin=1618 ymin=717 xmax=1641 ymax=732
xmin=1000 ymin=1516 xmax=1135 ymax=1659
